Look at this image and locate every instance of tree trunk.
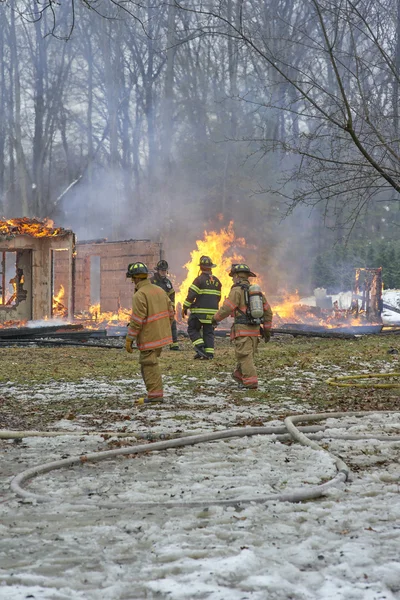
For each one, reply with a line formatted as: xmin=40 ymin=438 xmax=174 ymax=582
xmin=160 ymin=0 xmax=177 ymax=241
xmin=0 ymin=13 xmax=5 ymax=213
xmin=32 ymin=15 xmax=46 ymax=216
xmin=9 ymin=0 xmax=29 ymax=216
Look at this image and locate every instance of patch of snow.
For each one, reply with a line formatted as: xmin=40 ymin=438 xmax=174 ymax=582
xmin=1 ymin=387 xmax=400 ymax=600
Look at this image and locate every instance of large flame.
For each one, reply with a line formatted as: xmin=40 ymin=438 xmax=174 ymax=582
xmin=0 ymin=217 xmax=67 ymax=238
xmin=175 ymin=222 xmax=246 ymax=306
xmin=272 ymin=292 xmax=303 ymax=321
xmin=52 ymin=285 xmax=68 ymax=318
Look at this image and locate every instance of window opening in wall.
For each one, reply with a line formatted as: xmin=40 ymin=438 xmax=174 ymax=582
xmin=0 ymin=252 xmax=19 ymax=307
xmin=90 ymin=256 xmax=101 ymax=314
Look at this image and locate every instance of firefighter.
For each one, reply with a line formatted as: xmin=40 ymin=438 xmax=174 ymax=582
xmin=125 ymin=262 xmax=175 ymax=405
xmin=182 ymin=255 xmax=222 ymax=359
xmin=150 ymin=259 xmax=180 ymax=351
xmin=212 ymin=264 xmax=273 ymax=389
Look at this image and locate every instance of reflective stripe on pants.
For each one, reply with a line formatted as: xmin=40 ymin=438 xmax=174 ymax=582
xmin=187 ymin=315 xmax=215 ymax=355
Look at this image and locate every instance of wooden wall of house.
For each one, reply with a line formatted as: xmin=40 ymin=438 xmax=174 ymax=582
xmin=74 ymin=239 xmax=162 ymax=313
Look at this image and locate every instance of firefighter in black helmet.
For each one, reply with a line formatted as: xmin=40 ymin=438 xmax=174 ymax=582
xmin=150 ymin=259 xmax=180 ymax=350
xmin=182 ymin=255 xmax=222 ymax=359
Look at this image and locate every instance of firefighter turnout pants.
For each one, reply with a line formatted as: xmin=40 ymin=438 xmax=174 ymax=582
xmin=171 ymin=319 xmax=178 ymax=344
xmin=187 ymin=315 xmax=215 ymax=357
xmin=139 ymin=348 xmax=164 ymax=399
xmin=234 ymin=336 xmax=259 ymax=389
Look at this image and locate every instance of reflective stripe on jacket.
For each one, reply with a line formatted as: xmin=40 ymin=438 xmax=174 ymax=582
xmin=127 ymin=279 xmax=174 ymax=350
xmin=183 ymin=272 xmax=222 ymax=324
xmin=214 ymin=281 xmax=273 ymax=339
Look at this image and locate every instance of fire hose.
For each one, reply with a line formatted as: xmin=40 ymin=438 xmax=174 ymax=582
xmin=6 ymin=410 xmax=400 ymax=508
xmin=326 ymin=372 xmax=400 ymax=388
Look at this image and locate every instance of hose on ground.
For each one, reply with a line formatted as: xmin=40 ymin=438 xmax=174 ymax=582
xmin=326 ymin=372 xmax=400 ymax=388
xmin=8 ymin=411 xmax=399 ymax=508
xmin=1 ymin=423 xmax=398 ymax=442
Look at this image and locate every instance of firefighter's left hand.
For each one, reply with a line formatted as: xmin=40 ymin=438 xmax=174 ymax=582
xmin=263 ymin=328 xmax=271 ymax=343
xmin=211 ymin=317 xmax=218 ymax=328
xmin=125 ymin=337 xmax=134 ymax=353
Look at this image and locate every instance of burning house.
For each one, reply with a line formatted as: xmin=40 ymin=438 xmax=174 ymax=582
xmin=0 ymin=218 xmax=75 ymax=324
xmin=0 ymin=218 xmax=162 ymax=330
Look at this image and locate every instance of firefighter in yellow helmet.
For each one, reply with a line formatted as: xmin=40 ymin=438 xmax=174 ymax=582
xmin=125 ymin=262 xmax=175 ymax=405
xmin=182 ymin=255 xmax=222 ymax=359
xmin=212 ymin=264 xmax=273 ymax=389
xmin=150 ymin=259 xmax=180 ymax=350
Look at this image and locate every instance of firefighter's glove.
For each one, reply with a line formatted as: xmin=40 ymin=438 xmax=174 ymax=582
xmin=182 ymin=307 xmax=188 ymax=318
xmin=125 ymin=336 xmax=134 ymax=353
xmin=211 ymin=317 xmax=218 ymax=328
xmin=262 ymin=328 xmax=271 ymax=343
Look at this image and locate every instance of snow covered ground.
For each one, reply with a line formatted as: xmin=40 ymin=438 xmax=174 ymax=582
xmin=1 ymin=378 xmax=400 ymax=600
xmin=382 ymin=291 xmax=400 ymax=324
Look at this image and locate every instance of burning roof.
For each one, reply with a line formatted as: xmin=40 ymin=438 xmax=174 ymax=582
xmin=0 ymin=218 xmax=71 ymax=239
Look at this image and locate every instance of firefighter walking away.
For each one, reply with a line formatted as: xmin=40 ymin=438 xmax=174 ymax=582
xmin=150 ymin=259 xmax=180 ymax=350
xmin=212 ymin=264 xmax=272 ymax=389
xmin=182 ymin=255 xmax=222 ymax=359
xmin=125 ymin=262 xmax=175 ymax=405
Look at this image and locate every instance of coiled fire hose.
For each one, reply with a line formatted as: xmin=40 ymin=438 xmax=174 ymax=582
xmin=6 ymin=410 xmax=400 ymax=508
xmin=326 ymin=372 xmax=400 ymax=388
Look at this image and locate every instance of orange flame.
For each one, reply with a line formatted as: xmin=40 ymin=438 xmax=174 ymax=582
xmin=272 ymin=292 xmax=303 ymax=321
xmin=52 ymin=284 xmax=68 ymax=318
xmin=0 ymin=217 xmax=67 ymax=238
xmin=75 ymin=305 xmax=131 ymax=328
xmin=271 ymin=292 xmax=377 ymax=328
xmin=176 ymin=222 xmax=246 ymax=306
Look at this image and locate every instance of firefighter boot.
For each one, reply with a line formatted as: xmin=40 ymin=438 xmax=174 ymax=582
xmin=135 ymin=397 xmax=164 ymax=406
xmin=231 ymin=369 xmax=243 ymax=384
xmin=193 ymin=345 xmax=209 ymax=359
xmin=170 ymin=342 xmax=181 ymax=351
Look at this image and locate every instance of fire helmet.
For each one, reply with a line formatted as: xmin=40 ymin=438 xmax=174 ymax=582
xmin=126 ymin=262 xmax=149 ymax=278
xmin=156 ymin=259 xmax=169 ymax=271
xmin=229 ymin=263 xmax=257 ymax=277
xmin=199 ymin=255 xmax=216 ymax=269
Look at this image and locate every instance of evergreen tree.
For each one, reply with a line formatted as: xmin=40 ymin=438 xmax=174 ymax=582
xmin=384 ymin=247 xmax=396 ymax=289
xmin=376 ymin=242 xmax=388 ymax=271
xmin=357 ymin=244 xmax=366 ymax=265
xmin=390 ymin=249 xmax=400 ymax=289
xmin=366 ymin=245 xmax=375 ymax=267
xmin=311 ymin=255 xmax=327 ymax=289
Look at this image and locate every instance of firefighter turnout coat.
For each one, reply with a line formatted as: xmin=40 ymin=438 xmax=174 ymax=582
xmin=214 ymin=281 xmax=273 ymax=338
xmin=150 ymin=272 xmax=176 ymax=306
xmin=183 ymin=272 xmax=222 ymax=323
xmin=127 ymin=279 xmax=175 ymax=350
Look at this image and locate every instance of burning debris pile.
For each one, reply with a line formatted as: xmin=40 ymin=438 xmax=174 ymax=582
xmin=74 ymin=305 xmax=132 ymax=334
xmin=272 ymin=269 xmax=385 ymax=335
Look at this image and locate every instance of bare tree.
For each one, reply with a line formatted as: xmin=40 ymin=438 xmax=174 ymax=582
xmin=175 ymin=0 xmax=400 ymax=230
